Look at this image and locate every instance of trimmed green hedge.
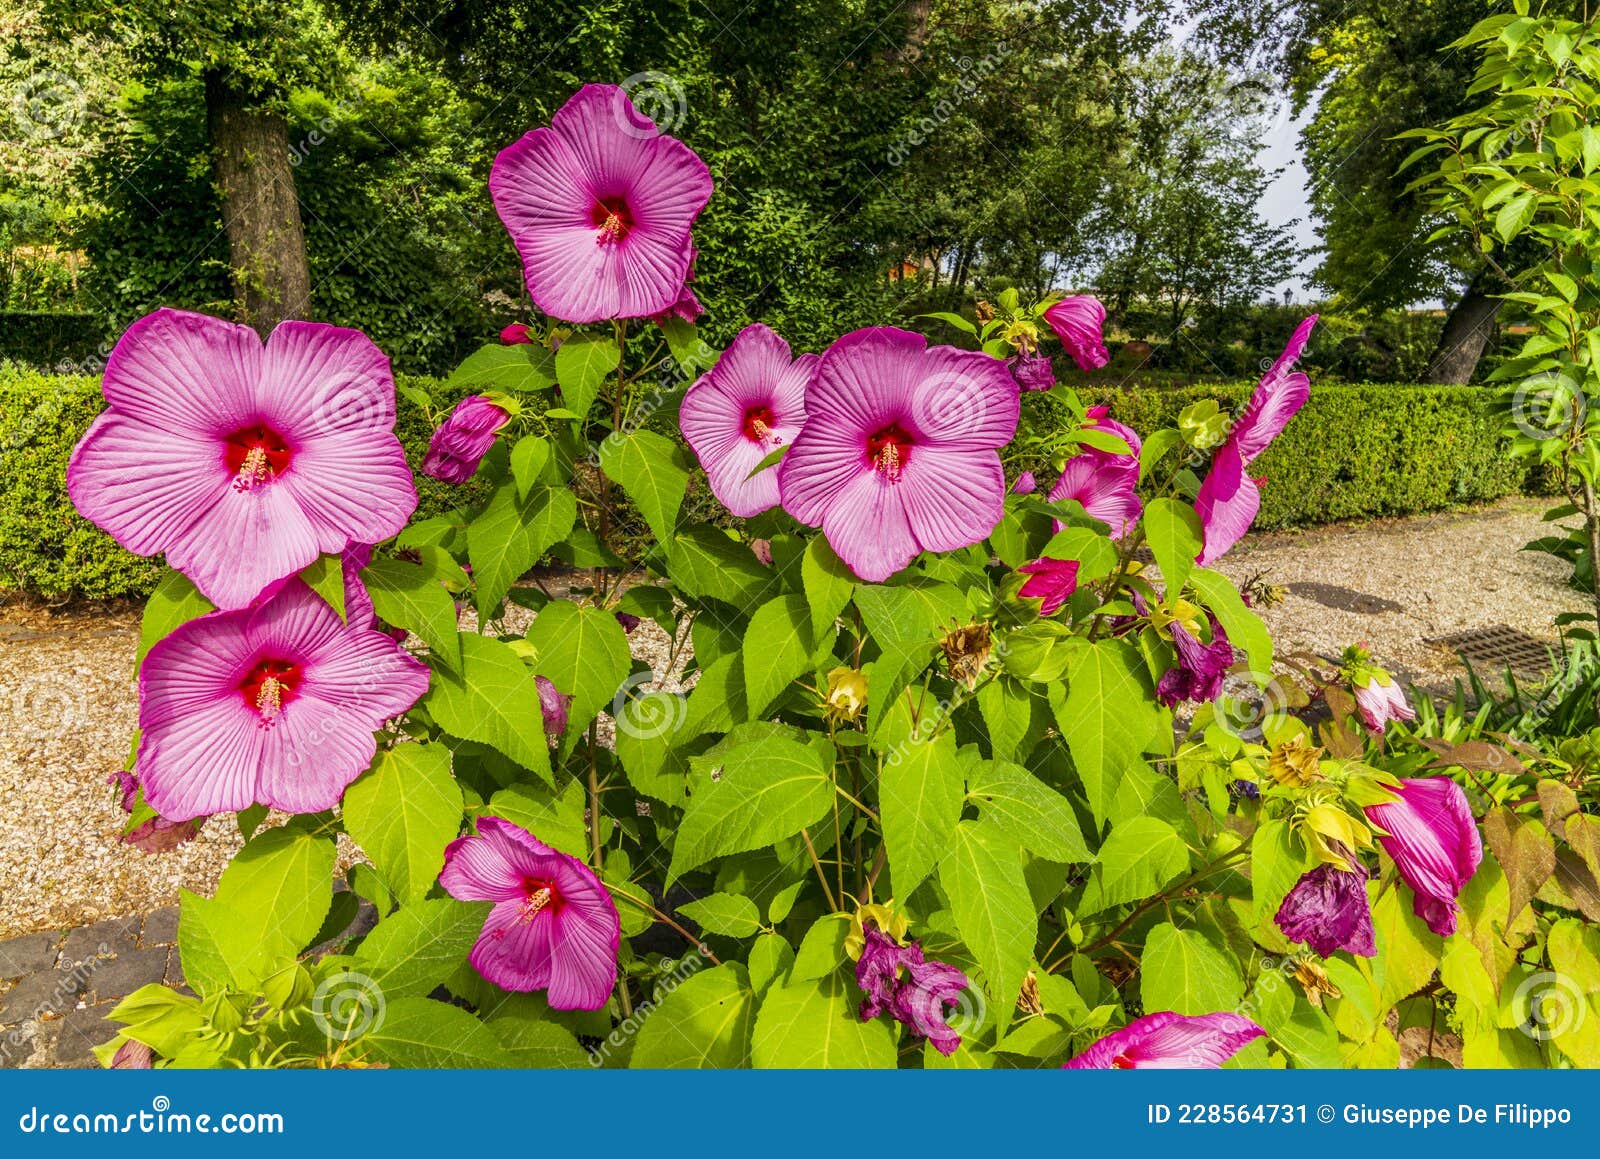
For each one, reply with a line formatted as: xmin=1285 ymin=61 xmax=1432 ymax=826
xmin=0 ymin=369 xmax=1543 ymax=601
xmin=0 ymin=312 xmax=110 ymax=369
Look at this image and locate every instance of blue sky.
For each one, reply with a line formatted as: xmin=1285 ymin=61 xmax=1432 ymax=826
xmin=1258 ymin=96 xmax=1319 ymax=303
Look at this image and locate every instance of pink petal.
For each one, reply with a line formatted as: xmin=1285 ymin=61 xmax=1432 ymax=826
xmin=254 ymin=693 xmax=384 ymax=814
xmin=98 ymin=308 xmax=261 ymax=437
xmin=1125 ymin=1012 xmax=1265 ymax=1068
xmin=778 ymin=421 xmax=872 ymax=528
xmin=441 ymin=833 xmax=525 ymax=903
xmin=820 ymin=468 xmax=919 ymax=583
xmin=138 ymin=694 xmax=264 ymax=821
xmin=905 ymin=345 xmax=1019 ymax=450
xmin=1194 ymin=443 xmax=1260 ymax=567
xmin=1049 ymin=454 xmax=1142 ymax=539
xmin=1232 ymin=316 xmax=1316 ymax=464
xmin=164 ymin=483 xmax=322 ymax=611
xmin=898 ymin=445 xmax=1006 ymax=553
xmin=67 ymin=413 xmax=231 ymax=557
xmin=471 ymin=899 xmax=557 ymax=991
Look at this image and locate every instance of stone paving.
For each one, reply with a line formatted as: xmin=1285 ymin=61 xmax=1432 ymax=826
xmin=0 ymin=907 xmax=183 ymax=1068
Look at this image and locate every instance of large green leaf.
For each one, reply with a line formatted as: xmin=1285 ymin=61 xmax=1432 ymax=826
xmin=677 ymin=894 xmax=763 ymax=938
xmin=342 ymin=745 xmax=463 ymax=906
xmin=669 ymin=525 xmax=776 ymax=610
xmin=977 ymin=676 xmax=1034 ymax=763
xmin=967 ymin=759 xmax=1089 ymax=863
xmin=1250 ymin=817 xmax=1309 ymax=922
xmin=801 ymin=536 xmax=855 ymax=640
xmin=423 ymin=633 xmax=552 ymax=783
xmin=297 ymin=553 xmax=346 ymax=620
xmin=751 ymin=972 xmax=897 ymax=1068
xmin=742 ymin=594 xmax=817 ymax=717
xmin=177 ymin=890 xmax=297 ymax=995
xmin=599 ymin=429 xmax=690 ymax=546
xmin=484 ymin=1013 xmax=590 ymax=1067
xmin=1080 ymin=816 xmax=1189 ymax=912
xmin=553 ymin=333 xmax=621 ymax=423
xmin=668 ymin=735 xmax=835 ymax=882
xmin=1050 ymin=638 xmax=1163 ymax=824
xmin=361 ymin=556 xmax=462 ymax=672
xmin=940 ymin=820 xmax=1036 ymax=1034
xmin=353 ymin=898 xmax=489 ymax=1000
xmin=1140 ymin=924 xmax=1243 ymax=1015
xmin=360 ymin=997 xmax=514 ymax=1068
xmin=137 ymin=568 xmax=213 ymax=668
xmin=214 ymin=826 xmax=337 ymax=954
xmin=486 ymin=779 xmax=589 ymax=859
xmin=1142 ymin=496 xmax=1203 ymax=596
xmin=854 ymin=579 xmax=967 ymax=741
xmin=523 ymin=601 xmax=632 ymax=758
xmin=468 ymin=478 xmax=577 ymax=619
xmin=880 ymin=727 xmax=965 ymax=897
xmin=448 ymin=342 xmax=557 ymax=393
xmin=632 ymin=963 xmax=759 ymax=1067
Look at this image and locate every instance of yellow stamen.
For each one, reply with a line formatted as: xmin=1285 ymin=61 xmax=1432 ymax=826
xmin=234 ymin=446 xmax=272 ymax=490
xmin=596 ymin=213 xmax=625 ymax=243
xmin=255 ymin=675 xmax=283 ymax=721
xmin=519 ymin=886 xmax=553 ymax=924
xmin=875 ymin=441 xmax=901 ymax=480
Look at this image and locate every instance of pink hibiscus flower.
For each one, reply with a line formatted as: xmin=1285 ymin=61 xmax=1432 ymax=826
xmin=136 ymin=581 xmax=430 ymax=820
xmin=1042 ymin=294 xmax=1109 ymax=371
xmin=680 ymin=323 xmax=815 ymax=517
xmin=421 ymin=395 xmax=511 ymax=484
xmin=778 ymin=327 xmax=1018 ymax=582
xmin=1195 ymin=315 xmax=1317 ymax=565
xmin=440 ymin=816 xmax=620 ymax=1009
xmin=1048 ymin=407 xmax=1142 ymax=538
xmin=1363 ymin=777 xmax=1482 ymax=937
xmin=1064 ymin=1011 xmax=1264 ymax=1069
xmin=1017 ymin=556 xmax=1079 ymax=615
xmin=490 ymin=84 xmax=713 ymax=324
xmin=67 ymin=309 xmax=417 ymax=612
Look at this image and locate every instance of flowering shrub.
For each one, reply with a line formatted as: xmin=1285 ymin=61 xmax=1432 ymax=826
xmin=72 ymin=83 xmax=1592 ymax=1071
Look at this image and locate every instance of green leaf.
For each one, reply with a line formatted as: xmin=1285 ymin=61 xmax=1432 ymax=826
xmin=1050 ymin=638 xmax=1163 ymax=824
xmin=1082 ymin=816 xmax=1189 ymax=912
xmin=599 ymin=429 xmax=689 ymax=545
xmin=1140 ymin=924 xmax=1244 ymax=1015
xmin=297 ymin=553 xmax=347 ymax=620
xmin=353 ymin=898 xmax=489 ymax=1000
xmin=977 ymin=676 xmax=1034 ymax=762
xmin=678 ymin=893 xmax=764 ymax=938
xmin=742 ymin=443 xmax=788 ymax=480
xmin=1250 ymin=817 xmax=1307 ymax=922
xmin=361 ymin=556 xmax=462 ymax=672
xmin=751 ymin=973 xmax=897 ymax=1068
xmin=1188 ymin=567 xmax=1272 ymax=680
xmin=1494 ymin=191 xmax=1537 ymax=242
xmin=469 ymin=479 xmax=577 ymax=619
xmin=801 ymin=536 xmax=855 ymax=641
xmin=918 ymin=310 xmax=978 ymax=336
xmin=940 ymin=820 xmax=1035 ymax=1035
xmin=448 ymin=343 xmax=556 ymax=393
xmin=748 ymin=934 xmax=795 ymax=996
xmin=484 ymin=1014 xmax=590 ymax=1067
xmin=967 ymin=759 xmax=1089 ymax=862
xmin=487 ymin=780 xmax=589 ymax=859
xmin=423 ymin=633 xmax=552 ymax=783
xmin=880 ymin=727 xmax=965 ymax=897
xmin=660 ymin=316 xmax=718 ymax=374
xmin=341 ymin=745 xmax=463 ymax=906
xmin=742 ymin=594 xmax=817 ymax=717
xmin=360 ymin=997 xmax=514 ymax=1068
xmin=510 ymin=435 xmax=552 ymax=500
xmin=523 ymin=601 xmax=632 ymax=756
xmin=632 ymin=963 xmax=759 ymax=1067
xmin=668 ymin=525 xmax=777 ymax=610
xmin=553 ymin=333 xmax=621 ymax=423
xmin=854 ymin=579 xmax=967 ymax=740
xmin=1143 ymin=497 xmax=1203 ymax=595
xmin=137 ymin=569 xmax=213 ymax=668
xmin=214 ymin=827 xmax=337 ymax=954
xmin=668 ymin=736 xmax=836 ymax=882
xmin=178 ymin=889 xmax=297 ymax=994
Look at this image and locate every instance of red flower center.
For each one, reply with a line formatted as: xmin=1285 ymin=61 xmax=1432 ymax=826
xmin=1112 ymin=1053 xmax=1137 ymax=1069
xmin=239 ymin=659 xmax=302 ymax=725
xmin=591 ymin=197 xmax=633 ymax=245
xmin=742 ymin=404 xmax=778 ymax=444
xmin=866 ymin=423 xmax=915 ymax=481
xmin=517 ymin=879 xmax=562 ymax=924
xmin=225 ymin=425 xmax=292 ymax=491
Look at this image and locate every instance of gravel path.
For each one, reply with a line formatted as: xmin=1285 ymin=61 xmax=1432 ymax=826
xmin=0 ymin=496 xmax=1583 ymax=938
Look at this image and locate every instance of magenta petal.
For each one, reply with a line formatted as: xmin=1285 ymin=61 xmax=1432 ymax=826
xmin=98 ymin=308 xmax=261 ymax=436
xmin=1364 ymin=777 xmax=1482 ymax=936
xmin=440 ymin=833 xmax=525 ymax=903
xmin=1065 ymin=1011 xmax=1265 ymax=1069
xmin=1194 ymin=443 xmax=1260 ymax=567
xmin=1049 ymin=453 xmax=1142 ymax=539
xmin=139 ymin=695 xmax=264 ymax=822
xmin=471 ymin=899 xmax=558 ymax=991
xmin=545 ymin=882 xmax=622 ymax=1010
xmin=898 ymin=445 xmax=1006 ymax=553
xmin=1042 ymin=295 xmax=1109 ymax=371
xmin=820 ymin=469 xmax=920 ymax=583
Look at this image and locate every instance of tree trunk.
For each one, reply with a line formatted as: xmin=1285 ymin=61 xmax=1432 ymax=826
xmin=1423 ymin=273 xmax=1502 ymax=384
xmin=205 ymin=71 xmax=311 ymax=336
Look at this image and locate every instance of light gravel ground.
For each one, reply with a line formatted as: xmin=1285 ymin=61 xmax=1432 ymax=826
xmin=0 ymin=497 xmax=1583 ymax=937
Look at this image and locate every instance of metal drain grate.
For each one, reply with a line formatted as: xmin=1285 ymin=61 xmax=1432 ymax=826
xmin=1429 ymin=624 xmax=1558 ymax=675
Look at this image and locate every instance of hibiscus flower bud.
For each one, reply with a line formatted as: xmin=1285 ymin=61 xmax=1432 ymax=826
xmin=1017 ymin=556 xmax=1079 ymax=616
xmin=421 ymin=395 xmax=513 ymax=484
xmin=499 ymin=322 xmax=533 ymax=345
xmin=824 ymin=666 xmax=868 ymax=724
xmin=1041 ymin=294 xmax=1109 ymax=371
xmin=1010 ymin=470 xmax=1037 ymax=495
xmin=614 ymin=611 xmax=642 ymax=633
xmin=536 ymin=675 xmax=572 ymax=742
xmin=1362 ymin=777 xmax=1482 ymax=936
xmin=1340 ymin=645 xmax=1416 ymax=733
